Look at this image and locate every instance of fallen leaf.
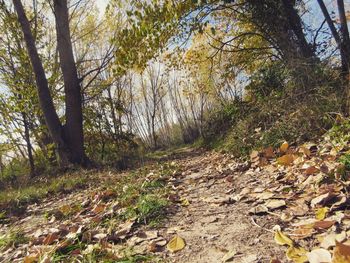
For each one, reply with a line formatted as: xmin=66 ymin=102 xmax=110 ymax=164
xmin=166 ymin=235 xmax=185 ymax=253
xmin=280 ymin=142 xmax=289 ymax=153
xmin=43 ymin=232 xmax=59 ymax=245
xmin=256 ymin=191 xmax=275 ymax=200
xmin=305 ymin=166 xmax=319 ymax=175
xmin=320 ymin=232 xmax=347 ymax=249
xmin=264 ymin=147 xmax=275 ymax=158
xmin=222 ymin=249 xmax=237 ymax=262
xmin=313 ymin=220 xmax=336 ymax=230
xmin=311 ymin=193 xmax=336 ymax=208
xmin=315 ymin=207 xmax=329 ymax=220
xmin=299 ymin=146 xmax=311 ymax=157
xmin=24 ymin=254 xmax=39 ymax=263
xmin=92 ymin=203 xmax=106 ymax=214
xmin=93 ymin=233 xmax=107 ymax=240
xmin=59 ymin=204 xmax=71 ymax=215
xmin=114 ymin=220 xmax=135 ymax=239
xmin=274 ymin=230 xmax=294 ymax=246
xmin=332 ymin=241 xmax=350 ymax=263
xmin=306 ymin=248 xmax=331 ymax=263
xmin=277 ymin=154 xmax=294 ymax=166
xmin=250 ymin=151 xmax=259 ymax=162
xmin=249 ymin=204 xmax=268 ymax=214
xmin=265 ymin=199 xmax=286 ymax=210
xmin=286 ymin=246 xmax=308 ymax=263
xmin=293 ymin=226 xmax=314 ymax=240
xmin=181 ymin=198 xmax=190 ymax=207
xmin=148 ymin=241 xmax=158 ymax=252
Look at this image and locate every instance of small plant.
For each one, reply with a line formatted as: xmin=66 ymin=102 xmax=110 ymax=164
xmin=339 ymin=153 xmax=350 ymax=170
xmin=0 ymin=231 xmax=28 ymax=250
xmin=136 ymin=194 xmax=168 ymax=225
xmin=328 ymin=117 xmax=350 ymax=145
xmin=116 ymin=254 xmax=157 ymax=263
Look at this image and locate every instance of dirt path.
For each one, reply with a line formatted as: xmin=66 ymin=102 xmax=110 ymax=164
xmin=0 ymin=149 xmax=285 ymax=263
xmin=162 ymin=150 xmax=284 ymax=263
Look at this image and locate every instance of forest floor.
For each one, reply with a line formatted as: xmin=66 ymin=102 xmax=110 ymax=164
xmin=1 ymin=142 xmax=350 ymax=263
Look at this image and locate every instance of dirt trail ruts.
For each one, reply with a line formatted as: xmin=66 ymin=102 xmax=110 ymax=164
xmin=162 ymin=150 xmax=284 ymax=263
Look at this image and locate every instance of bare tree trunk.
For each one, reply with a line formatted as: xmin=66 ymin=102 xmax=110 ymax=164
xmin=337 ymin=0 xmax=350 ymax=115
xmin=317 ymin=0 xmax=350 ymax=114
xmin=317 ymin=0 xmax=349 ymax=73
xmin=12 ymin=0 xmax=69 ymax=165
xmin=281 ymin=0 xmax=314 ymax=60
xmin=53 ymin=0 xmax=86 ymax=164
xmin=337 ymin=0 xmax=350 ymax=68
xmin=22 ymin=112 xmax=35 ymax=177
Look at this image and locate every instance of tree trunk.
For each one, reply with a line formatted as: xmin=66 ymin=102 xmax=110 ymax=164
xmin=12 ymin=0 xmax=70 ymax=165
xmin=337 ymin=0 xmax=350 ymax=115
xmin=317 ymin=0 xmax=349 ymax=74
xmin=22 ymin=112 xmax=35 ymax=177
xmin=337 ymin=0 xmax=350 ymax=69
xmin=53 ymin=0 xmax=86 ymax=164
xmin=281 ymin=0 xmax=314 ymax=60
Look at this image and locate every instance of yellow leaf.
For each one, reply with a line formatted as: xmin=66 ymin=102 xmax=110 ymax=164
xmin=166 ymin=235 xmax=185 ymax=253
xmin=286 ymin=246 xmax=308 ymax=263
xmin=277 ymin=154 xmax=294 ymax=166
xmin=274 ymin=230 xmax=294 ymax=246
xmin=280 ymin=142 xmax=289 ymax=153
xmin=23 ymin=254 xmax=39 ymax=263
xmin=181 ymin=198 xmax=190 ymax=207
xmin=332 ymin=241 xmax=350 ymax=263
xmin=60 ymin=204 xmax=71 ymax=215
xmin=315 ymin=207 xmax=329 ymax=220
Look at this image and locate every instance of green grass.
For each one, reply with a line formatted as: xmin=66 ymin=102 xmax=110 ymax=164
xmin=0 ymin=161 xmax=179 ymax=262
xmin=0 ymin=230 xmax=28 ymax=251
xmin=108 ymin=162 xmax=176 ymax=226
xmin=0 ymin=172 xmax=93 ymax=216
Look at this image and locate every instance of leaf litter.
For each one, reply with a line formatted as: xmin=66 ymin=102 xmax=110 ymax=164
xmin=2 ymin=134 xmax=350 ymax=262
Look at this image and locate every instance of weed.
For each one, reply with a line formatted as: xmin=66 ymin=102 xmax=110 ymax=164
xmin=0 ymin=231 xmax=28 ymax=250
xmin=339 ymin=153 xmax=350 ymax=170
xmin=136 ymin=194 xmax=168 ymax=225
xmin=0 ymin=172 xmax=92 ymax=215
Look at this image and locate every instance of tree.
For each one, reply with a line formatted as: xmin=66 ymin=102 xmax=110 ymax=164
xmin=12 ymin=0 xmax=87 ymax=166
xmin=317 ymin=0 xmax=350 ymax=114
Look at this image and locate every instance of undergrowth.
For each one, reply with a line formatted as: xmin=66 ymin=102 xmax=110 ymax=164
xmin=201 ymin=63 xmax=342 ymax=158
xmin=0 ymin=171 xmax=94 ymax=216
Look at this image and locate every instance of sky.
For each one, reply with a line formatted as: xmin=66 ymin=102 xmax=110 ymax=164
xmin=96 ymin=0 xmax=109 ymax=14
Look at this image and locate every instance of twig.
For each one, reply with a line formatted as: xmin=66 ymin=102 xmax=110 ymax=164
xmin=250 ymin=217 xmax=274 ymax=233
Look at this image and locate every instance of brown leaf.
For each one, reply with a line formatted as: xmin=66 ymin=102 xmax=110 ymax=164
xmin=332 ymin=241 xmax=350 ymax=263
xmin=43 ymin=232 xmax=59 ymax=245
xmin=92 ymin=204 xmax=106 ymax=214
xmin=305 ymin=166 xmax=319 ymax=175
xmin=313 ymin=220 xmax=336 ymax=230
xmin=293 ymin=226 xmax=314 ymax=240
xmin=264 ymin=147 xmax=275 ymax=158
